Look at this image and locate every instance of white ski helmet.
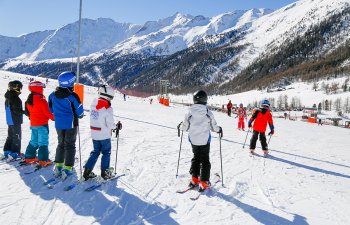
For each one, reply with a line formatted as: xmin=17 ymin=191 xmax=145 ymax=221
xmin=98 ymin=85 xmax=114 ymax=101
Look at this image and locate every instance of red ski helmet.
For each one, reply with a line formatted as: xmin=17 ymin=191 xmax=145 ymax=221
xmin=29 ymin=81 xmax=46 ymax=94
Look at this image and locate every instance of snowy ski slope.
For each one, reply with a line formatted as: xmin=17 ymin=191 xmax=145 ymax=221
xmin=0 ymin=71 xmax=350 ymax=225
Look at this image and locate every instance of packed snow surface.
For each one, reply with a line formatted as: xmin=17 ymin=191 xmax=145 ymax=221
xmin=0 ymin=71 xmax=350 ymax=225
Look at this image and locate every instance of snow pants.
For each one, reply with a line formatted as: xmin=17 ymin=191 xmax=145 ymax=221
xmin=190 ymin=143 xmax=211 ymax=182
xmin=55 ymin=127 xmax=77 ymax=167
xmin=250 ymin=130 xmax=268 ymax=150
xmin=84 ymin=139 xmax=111 ymax=171
xmin=227 ymin=108 xmax=232 ymax=117
xmin=238 ymin=117 xmax=245 ymax=129
xmin=4 ymin=125 xmax=21 ymax=153
xmin=25 ymin=125 xmax=49 ymax=161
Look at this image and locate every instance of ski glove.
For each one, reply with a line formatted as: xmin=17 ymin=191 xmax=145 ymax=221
xmin=248 ymin=121 xmax=252 ymax=128
xmin=116 ymin=121 xmax=122 ymax=130
xmin=218 ymin=126 xmax=223 ymax=138
xmin=268 ymin=130 xmax=274 ymax=135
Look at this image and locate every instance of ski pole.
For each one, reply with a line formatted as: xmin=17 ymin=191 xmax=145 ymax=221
xmin=176 ymin=130 xmax=183 ymax=178
xmin=114 ymin=122 xmax=122 ymax=175
xmin=77 ymin=124 xmax=83 ymax=180
xmin=219 ymin=129 xmax=224 ymax=187
xmin=243 ymin=128 xmax=250 ymax=149
xmin=267 ymin=133 xmax=272 ymax=146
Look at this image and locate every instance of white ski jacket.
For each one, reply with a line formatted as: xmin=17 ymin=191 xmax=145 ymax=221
xmin=90 ymin=98 xmax=115 ymax=140
xmin=181 ymin=104 xmax=220 ymax=146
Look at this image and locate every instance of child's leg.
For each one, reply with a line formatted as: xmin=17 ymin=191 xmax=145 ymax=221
xmin=37 ymin=125 xmax=49 ymax=162
xmin=189 ymin=145 xmax=201 ymax=178
xmin=63 ymin=127 xmax=78 ymax=167
xmin=55 ymin=129 xmax=66 ymax=164
xmin=100 ymin=139 xmax=111 ymax=171
xmin=4 ymin=126 xmax=14 ymax=152
xmin=199 ymin=144 xmax=211 ymax=182
xmin=249 ymin=130 xmax=259 ymax=150
xmin=259 ymin=132 xmax=268 ymax=150
xmin=10 ymin=125 xmax=21 ymax=153
xmin=241 ymin=118 xmax=245 ymax=129
xmin=25 ymin=127 xmax=39 ymax=159
xmin=85 ymin=140 xmax=102 ymax=171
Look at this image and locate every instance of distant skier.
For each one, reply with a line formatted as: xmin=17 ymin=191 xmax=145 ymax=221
xmin=179 ymin=90 xmax=222 ymax=192
xmin=318 ymin=118 xmax=322 ymax=126
xmin=24 ymin=81 xmax=54 ymax=166
xmin=227 ymin=100 xmax=232 ymax=117
xmin=284 ymin=112 xmax=288 ymax=120
xmin=3 ymin=80 xmax=25 ymax=160
xmin=248 ymin=100 xmax=274 ymax=157
xmin=237 ymin=103 xmax=247 ymax=130
xmin=123 ymin=93 xmax=126 ymax=101
xmin=48 ymin=71 xmax=84 ymax=178
xmin=83 ymin=85 xmax=122 ymax=180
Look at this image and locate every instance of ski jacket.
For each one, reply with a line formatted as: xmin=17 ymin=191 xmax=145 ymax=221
xmin=227 ymin=102 xmax=232 ymax=109
xmin=181 ymin=104 xmax=220 ymax=146
xmin=249 ymin=107 xmax=274 ymax=133
xmin=237 ymin=107 xmax=246 ymax=119
xmin=5 ymin=90 xmax=24 ymax=126
xmin=48 ymin=87 xmax=84 ymax=130
xmin=25 ymin=93 xmax=54 ymax=126
xmin=90 ymin=98 xmax=115 ymax=140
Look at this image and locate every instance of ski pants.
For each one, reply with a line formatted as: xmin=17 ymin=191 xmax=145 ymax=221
xmin=238 ymin=117 xmax=245 ymax=129
xmin=227 ymin=108 xmax=232 ymax=117
xmin=85 ymin=139 xmax=111 ymax=171
xmin=4 ymin=125 xmax=21 ymax=153
xmin=25 ymin=125 xmax=49 ymax=161
xmin=55 ymin=127 xmax=77 ymax=167
xmin=190 ymin=143 xmax=211 ymax=182
xmin=250 ymin=130 xmax=268 ymax=150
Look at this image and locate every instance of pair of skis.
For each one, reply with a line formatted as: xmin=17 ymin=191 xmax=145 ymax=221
xmin=177 ymin=173 xmax=221 ymax=201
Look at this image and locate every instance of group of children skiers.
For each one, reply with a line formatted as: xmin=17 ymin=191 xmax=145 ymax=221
xmin=3 ymin=71 xmax=121 ymax=181
xmin=3 ymin=74 xmax=274 ymax=191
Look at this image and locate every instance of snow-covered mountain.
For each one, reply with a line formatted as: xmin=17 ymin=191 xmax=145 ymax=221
xmin=1 ymin=0 xmax=350 ymax=95
xmin=111 ymin=9 xmax=272 ymax=56
xmin=0 ymin=18 xmax=141 ymax=61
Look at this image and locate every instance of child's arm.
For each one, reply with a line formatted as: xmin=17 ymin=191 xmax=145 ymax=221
xmin=105 ymin=107 xmax=115 ymax=131
xmin=207 ymin=111 xmax=220 ymax=132
xmin=248 ymin=109 xmax=260 ymax=127
xmin=70 ymin=93 xmax=84 ymax=118
xmin=268 ymin=111 xmax=274 ymax=135
xmin=180 ymin=112 xmax=191 ymax=131
xmin=41 ymin=98 xmax=54 ymax=121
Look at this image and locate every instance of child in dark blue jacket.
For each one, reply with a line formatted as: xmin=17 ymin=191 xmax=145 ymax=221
xmin=48 ymin=72 xmax=84 ymax=178
xmin=3 ymin=80 xmax=24 ymax=160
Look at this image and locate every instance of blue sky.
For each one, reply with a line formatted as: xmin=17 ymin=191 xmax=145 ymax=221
xmin=0 ymin=0 xmax=297 ymax=37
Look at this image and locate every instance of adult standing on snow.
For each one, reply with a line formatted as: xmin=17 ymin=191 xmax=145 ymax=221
xmin=48 ymin=71 xmax=84 ymax=178
xmin=180 ymin=90 xmax=222 ymax=192
xmin=227 ymin=100 xmax=232 ymax=117
xmin=24 ymin=81 xmax=54 ymax=166
xmin=3 ymin=80 xmax=25 ymax=160
xmin=237 ymin=103 xmax=247 ymax=131
xmin=248 ymin=100 xmax=274 ymax=157
xmin=83 ymin=85 xmax=122 ymax=180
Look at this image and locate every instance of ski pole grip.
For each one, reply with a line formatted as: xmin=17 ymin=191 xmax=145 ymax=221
xmin=177 ymin=122 xmax=182 ymax=137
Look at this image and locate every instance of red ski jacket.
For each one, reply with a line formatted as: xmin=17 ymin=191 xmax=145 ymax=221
xmin=249 ymin=107 xmax=274 ymax=133
xmin=25 ymin=93 xmax=54 ymax=126
xmin=227 ymin=102 xmax=232 ymax=109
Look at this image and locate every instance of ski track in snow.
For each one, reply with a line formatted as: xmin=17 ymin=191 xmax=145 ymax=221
xmin=0 ymin=71 xmax=350 ymax=225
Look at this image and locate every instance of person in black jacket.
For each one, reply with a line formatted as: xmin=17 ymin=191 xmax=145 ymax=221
xmin=3 ymin=80 xmax=25 ymax=160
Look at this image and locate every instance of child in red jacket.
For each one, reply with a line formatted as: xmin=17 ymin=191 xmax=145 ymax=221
xmin=24 ymin=81 xmax=54 ymax=166
xmin=248 ymin=100 xmax=274 ymax=157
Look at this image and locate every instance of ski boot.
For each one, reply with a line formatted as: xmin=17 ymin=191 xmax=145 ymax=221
xmin=38 ymin=160 xmax=52 ymax=167
xmin=189 ymin=176 xmax=200 ymax=188
xmin=62 ymin=166 xmax=73 ymax=180
xmin=83 ymin=169 xmax=97 ymax=181
xmin=263 ymin=150 xmax=269 ymax=157
xmin=54 ymin=163 xmax=64 ymax=177
xmin=101 ymin=169 xmax=113 ymax=180
xmin=249 ymin=149 xmax=255 ymax=155
xmin=8 ymin=152 xmax=23 ymax=161
xmin=198 ymin=181 xmax=210 ymax=192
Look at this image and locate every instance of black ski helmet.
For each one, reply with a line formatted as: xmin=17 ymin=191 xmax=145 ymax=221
xmin=8 ymin=80 xmax=23 ymax=93
xmin=193 ymin=90 xmax=207 ymax=105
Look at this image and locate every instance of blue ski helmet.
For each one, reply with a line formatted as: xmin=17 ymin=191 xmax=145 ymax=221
xmin=239 ymin=103 xmax=243 ymax=107
xmin=261 ymin=99 xmax=270 ymax=107
xmin=58 ymin=71 xmax=76 ymax=87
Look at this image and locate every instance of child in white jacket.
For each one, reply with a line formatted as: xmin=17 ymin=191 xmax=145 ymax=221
xmin=83 ymin=85 xmax=119 ymax=180
xmin=180 ymin=90 xmax=222 ymax=192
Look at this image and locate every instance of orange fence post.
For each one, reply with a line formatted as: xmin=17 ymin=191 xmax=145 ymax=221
xmin=163 ymin=98 xmax=170 ymax=106
xmin=159 ymin=98 xmax=164 ymax=104
xmin=74 ymin=83 xmax=84 ymax=104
